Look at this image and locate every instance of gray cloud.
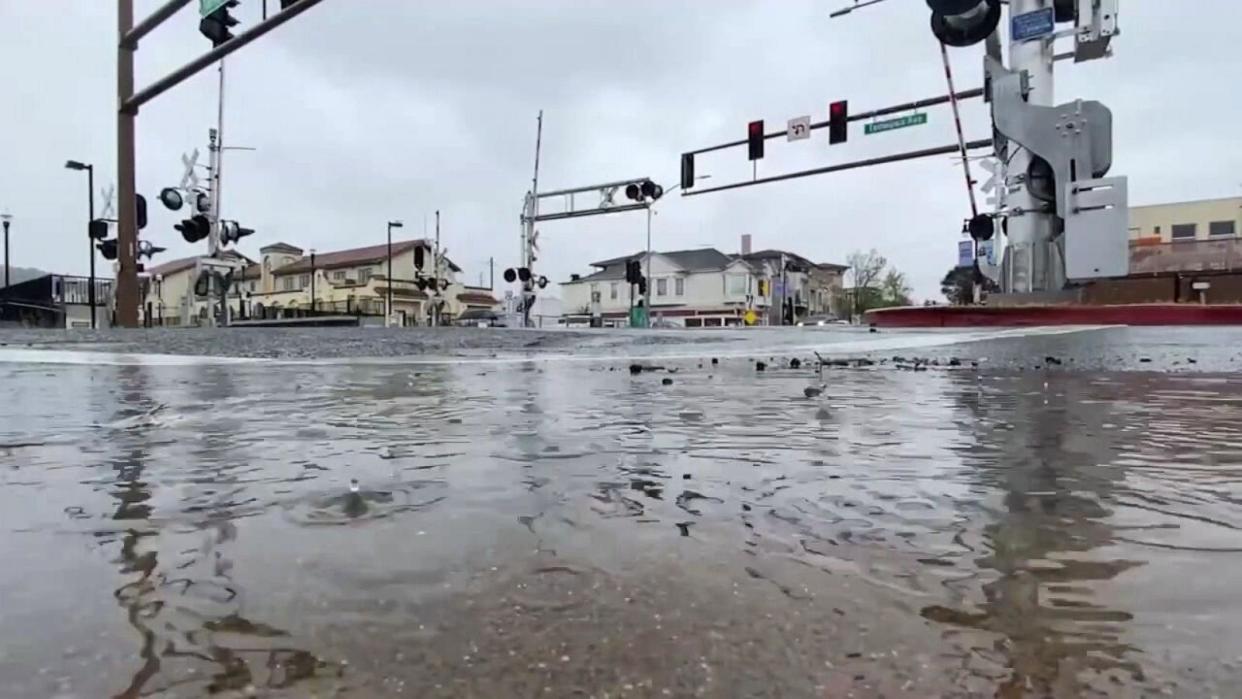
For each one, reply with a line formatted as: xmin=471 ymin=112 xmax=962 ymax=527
xmin=1 ymin=0 xmax=1236 ymax=300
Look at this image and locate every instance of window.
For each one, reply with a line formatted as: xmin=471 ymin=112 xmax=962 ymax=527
xmin=333 ymin=270 xmax=346 ymax=281
xmin=656 ymin=278 xmax=668 ymax=297
xmin=359 ymin=267 xmax=372 ymax=283
xmin=726 ymin=274 xmax=748 ymax=296
xmin=282 ymin=276 xmax=294 ymax=291
xmin=1171 ymin=223 xmax=1197 ymax=241
xmin=248 ymin=281 xmax=256 ymax=292
xmin=590 ymin=283 xmax=599 ymax=302
xmin=1210 ymin=220 xmax=1237 ymax=237
xmin=610 ymin=282 xmax=618 ymax=300
xmin=674 ymin=277 xmax=685 ymax=296
xmin=299 ymin=274 xmax=309 ymax=289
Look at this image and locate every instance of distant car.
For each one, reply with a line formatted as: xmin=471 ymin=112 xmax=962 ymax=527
xmin=796 ymin=314 xmax=846 ymax=327
xmin=650 ymin=318 xmax=680 ymax=329
xmin=454 ymin=309 xmax=506 ymax=327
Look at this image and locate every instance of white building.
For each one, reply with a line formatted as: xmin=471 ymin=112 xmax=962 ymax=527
xmin=561 ymin=248 xmax=769 ymax=328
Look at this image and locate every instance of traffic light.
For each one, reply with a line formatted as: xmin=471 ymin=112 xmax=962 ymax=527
xmin=625 ymin=259 xmax=642 ymax=285
xmin=680 ymin=153 xmax=695 ymax=190
xmin=926 ymin=0 xmax=1001 ymax=48
xmin=175 ymin=214 xmax=212 ymax=243
xmin=200 ymin=0 xmax=240 ymax=47
xmin=637 ymin=277 xmax=648 ymax=296
xmin=219 ymin=221 xmax=254 ymax=246
xmin=829 ymin=101 xmax=849 ymax=145
xmin=88 ymin=219 xmax=108 ymax=241
xmin=503 ymin=267 xmax=517 ymax=283
xmin=517 ymin=267 xmax=532 ymax=283
xmin=747 ymin=120 xmax=765 ymax=161
xmin=414 ymin=246 xmax=426 ymax=270
xmin=97 ymin=238 xmax=118 ymax=261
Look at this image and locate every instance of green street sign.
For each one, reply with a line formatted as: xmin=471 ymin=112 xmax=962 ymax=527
xmin=864 ymin=113 xmax=928 ymax=135
xmin=200 ymin=0 xmax=229 ymax=16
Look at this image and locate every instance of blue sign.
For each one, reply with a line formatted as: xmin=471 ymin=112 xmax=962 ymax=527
xmin=958 ymin=240 xmax=975 ymax=268
xmin=1012 ymin=8 xmax=1055 ymax=42
xmin=978 ymin=240 xmax=997 ymax=266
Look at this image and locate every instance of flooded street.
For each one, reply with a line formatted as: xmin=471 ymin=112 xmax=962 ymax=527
xmin=3 ymin=327 xmax=1242 ymax=697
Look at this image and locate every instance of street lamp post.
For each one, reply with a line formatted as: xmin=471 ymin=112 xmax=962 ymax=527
xmin=309 ymin=249 xmax=316 ymax=312
xmin=1 ymin=212 xmax=11 ymax=296
xmin=643 ymin=175 xmax=711 ymax=327
xmin=155 ymin=274 xmax=163 ymax=325
xmin=64 ymin=160 xmax=97 ymax=329
xmin=386 ymin=220 xmax=403 ymax=324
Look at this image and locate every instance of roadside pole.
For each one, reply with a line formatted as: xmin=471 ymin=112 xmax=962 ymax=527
xmin=644 ymin=206 xmax=653 ymax=327
xmin=116 ymin=0 xmax=139 ymax=327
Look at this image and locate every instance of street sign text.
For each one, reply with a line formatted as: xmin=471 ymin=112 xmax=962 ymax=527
xmin=864 ymin=113 xmax=928 ymax=135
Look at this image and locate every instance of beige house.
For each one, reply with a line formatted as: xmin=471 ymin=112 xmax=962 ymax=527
xmin=142 ymin=239 xmax=497 ymax=326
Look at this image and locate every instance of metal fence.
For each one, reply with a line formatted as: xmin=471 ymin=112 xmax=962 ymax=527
xmin=1130 ymin=238 xmax=1242 ymax=274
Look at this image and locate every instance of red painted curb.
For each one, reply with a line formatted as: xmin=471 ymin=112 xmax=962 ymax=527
xmin=866 ymin=304 xmax=1242 ymax=328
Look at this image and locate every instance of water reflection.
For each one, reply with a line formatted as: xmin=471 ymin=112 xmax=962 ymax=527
xmin=100 ymin=364 xmax=330 ymax=698
xmin=928 ymin=371 xmax=1146 ymax=694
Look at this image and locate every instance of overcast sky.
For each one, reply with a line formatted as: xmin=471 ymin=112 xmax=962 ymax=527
xmin=2 ymin=0 xmax=1238 ymax=300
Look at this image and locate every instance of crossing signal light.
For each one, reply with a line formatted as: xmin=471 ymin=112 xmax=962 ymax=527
xmin=88 ymin=219 xmax=108 ymax=241
xmin=219 ymin=221 xmax=254 ymax=246
xmin=414 ymin=246 xmax=426 ymax=270
xmin=136 ymin=193 xmax=148 ymax=230
xmin=175 ymin=214 xmax=212 ymax=243
xmin=637 ymin=277 xmax=647 ymax=296
xmin=680 ymin=153 xmax=695 ymax=190
xmin=503 ymin=267 xmax=517 ymax=283
xmin=200 ymin=0 xmax=240 ymax=47
xmin=829 ymin=101 xmax=849 ymax=145
xmin=747 ymin=120 xmax=765 ymax=161
xmin=625 ymin=179 xmax=664 ymax=202
xmin=138 ymin=240 xmax=166 ymax=259
xmin=926 ymin=0 xmax=1002 ymax=48
xmin=518 ymin=267 xmax=532 ymax=283
xmin=97 ymin=238 xmax=118 ymax=261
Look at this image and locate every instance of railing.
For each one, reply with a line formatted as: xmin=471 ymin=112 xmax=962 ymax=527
xmin=1130 ymin=238 xmax=1242 ymax=274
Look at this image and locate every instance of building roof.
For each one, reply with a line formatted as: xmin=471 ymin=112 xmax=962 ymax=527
xmin=741 ymin=249 xmax=848 ymax=272
xmin=591 ymin=247 xmax=737 ymax=272
xmin=261 ymin=242 xmax=304 ymax=254
xmin=269 ymin=239 xmax=462 ymax=276
xmin=457 ymin=290 xmax=499 ymax=306
xmin=144 ymin=250 xmax=252 ymax=278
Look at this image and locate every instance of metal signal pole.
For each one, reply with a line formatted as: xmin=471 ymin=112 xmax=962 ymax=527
xmin=1006 ymin=0 xmax=1060 ymax=293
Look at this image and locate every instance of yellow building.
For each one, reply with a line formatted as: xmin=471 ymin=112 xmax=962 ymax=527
xmin=1129 ymin=196 xmax=1242 ymax=275
xmin=1130 ymin=196 xmax=1241 ymax=243
xmin=142 ymin=239 xmax=497 ymax=326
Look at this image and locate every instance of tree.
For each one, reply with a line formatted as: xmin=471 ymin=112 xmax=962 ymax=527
xmin=879 ymin=269 xmax=912 ymax=307
xmin=940 ymin=265 xmax=1000 ymax=305
xmin=845 ymin=249 xmax=887 ymax=319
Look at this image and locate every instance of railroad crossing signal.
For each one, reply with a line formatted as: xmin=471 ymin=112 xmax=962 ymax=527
xmin=199 ymin=0 xmax=240 ymax=47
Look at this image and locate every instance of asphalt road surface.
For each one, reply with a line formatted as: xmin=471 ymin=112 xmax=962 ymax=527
xmin=2 ymin=325 xmax=1241 ymax=697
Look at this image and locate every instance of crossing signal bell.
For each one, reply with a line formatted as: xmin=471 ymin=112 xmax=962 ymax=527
xmin=88 ymin=219 xmax=108 ymax=241
xmin=829 ymin=101 xmax=849 ymax=145
xmin=747 ymin=120 xmax=765 ymax=161
xmin=926 ymin=0 xmax=1002 ymax=48
xmin=200 ymin=0 xmax=240 ymax=47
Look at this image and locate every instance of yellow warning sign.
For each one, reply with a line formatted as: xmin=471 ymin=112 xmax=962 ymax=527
xmin=744 ymin=309 xmax=758 ymax=326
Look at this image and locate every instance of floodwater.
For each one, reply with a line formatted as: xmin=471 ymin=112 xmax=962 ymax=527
xmin=3 ymin=328 xmax=1242 ymax=697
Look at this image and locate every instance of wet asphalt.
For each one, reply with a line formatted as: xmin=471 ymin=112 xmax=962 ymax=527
xmin=3 ymin=325 xmax=1242 ymax=697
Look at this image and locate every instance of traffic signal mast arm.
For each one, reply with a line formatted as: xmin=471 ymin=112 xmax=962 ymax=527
xmin=686 ymin=140 xmax=991 ymax=197
xmin=683 ymin=87 xmax=983 ymax=158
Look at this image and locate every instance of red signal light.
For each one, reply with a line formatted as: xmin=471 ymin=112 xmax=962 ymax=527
xmin=747 ymin=120 xmax=765 ymax=161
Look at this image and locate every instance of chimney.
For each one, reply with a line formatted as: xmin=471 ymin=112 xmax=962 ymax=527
xmin=741 ymin=234 xmax=752 ymax=255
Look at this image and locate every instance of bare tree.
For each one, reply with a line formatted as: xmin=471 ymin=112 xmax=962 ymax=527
xmin=846 ymin=249 xmax=887 ymax=320
xmin=880 ymin=269 xmax=912 ymax=307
